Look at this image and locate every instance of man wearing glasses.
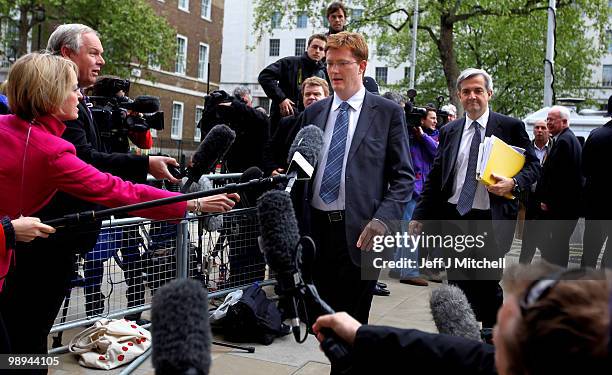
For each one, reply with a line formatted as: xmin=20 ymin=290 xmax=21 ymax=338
xmin=295 ymin=32 xmax=414 ymax=326
xmin=258 ymin=33 xmax=329 ymax=134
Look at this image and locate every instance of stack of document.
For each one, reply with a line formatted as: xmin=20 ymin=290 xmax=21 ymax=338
xmin=476 ymin=135 xmax=525 ymax=199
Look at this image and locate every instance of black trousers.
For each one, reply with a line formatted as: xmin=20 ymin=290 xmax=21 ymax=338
xmin=311 ymin=209 xmax=376 ymax=325
xmin=0 ymin=237 xmax=74 ymax=374
xmin=540 ymin=216 xmax=578 ymax=267
xmin=581 ymin=219 xmax=612 ymax=269
xmin=519 ymin=193 xmax=547 ymax=264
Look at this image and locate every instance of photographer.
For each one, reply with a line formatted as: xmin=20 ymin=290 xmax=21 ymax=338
xmin=200 ymin=86 xmax=270 ymax=174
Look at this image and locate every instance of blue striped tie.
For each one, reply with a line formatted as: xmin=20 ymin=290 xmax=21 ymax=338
xmin=319 ymin=102 xmax=350 ymax=204
xmin=456 ymin=121 xmax=482 ymax=216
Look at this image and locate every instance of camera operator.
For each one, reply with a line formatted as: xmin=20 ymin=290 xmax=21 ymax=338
xmin=200 ymin=86 xmax=270 ymax=174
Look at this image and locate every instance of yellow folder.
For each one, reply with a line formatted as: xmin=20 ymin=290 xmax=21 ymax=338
xmin=476 ymin=135 xmax=525 ymax=199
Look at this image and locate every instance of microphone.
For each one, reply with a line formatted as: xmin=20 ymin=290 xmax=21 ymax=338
xmin=430 ymin=284 xmax=481 ymax=341
xmin=285 ymin=125 xmax=324 ymax=193
xmin=182 ymin=124 xmax=236 ymax=193
xmin=239 ymin=166 xmax=265 ymax=208
xmin=152 ymin=278 xmax=211 ymax=375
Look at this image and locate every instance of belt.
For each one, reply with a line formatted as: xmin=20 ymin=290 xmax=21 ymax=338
xmin=314 ymin=209 xmax=345 ymax=223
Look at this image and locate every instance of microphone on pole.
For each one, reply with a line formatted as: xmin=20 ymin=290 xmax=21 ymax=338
xmin=430 ymin=284 xmax=482 ymax=341
xmin=152 ymin=278 xmax=212 ymax=375
xmin=181 ymin=124 xmax=236 ymax=193
xmin=239 ymin=166 xmax=265 ymax=207
xmin=284 ymin=125 xmax=324 ymax=193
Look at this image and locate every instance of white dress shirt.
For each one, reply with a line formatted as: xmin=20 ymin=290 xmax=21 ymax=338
xmin=311 ymin=87 xmax=365 ymax=211
xmin=448 ymin=108 xmax=491 ymax=210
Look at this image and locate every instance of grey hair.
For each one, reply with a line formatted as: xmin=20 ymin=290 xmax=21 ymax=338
xmin=233 ymin=86 xmax=251 ymax=100
xmin=46 ymin=24 xmax=98 ymax=55
xmin=550 ymin=105 xmax=571 ymax=125
xmin=456 ymin=68 xmax=493 ymax=92
xmin=382 ymin=91 xmax=405 ymax=105
xmin=440 ymin=104 xmax=457 ymax=116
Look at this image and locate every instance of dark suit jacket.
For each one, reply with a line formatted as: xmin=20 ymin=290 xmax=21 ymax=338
xmin=536 ymin=127 xmax=583 ymax=219
xmin=295 ymin=91 xmax=415 ymax=266
xmin=413 ymin=111 xmax=540 ymax=251
xmin=582 ymin=120 xmax=612 ymax=219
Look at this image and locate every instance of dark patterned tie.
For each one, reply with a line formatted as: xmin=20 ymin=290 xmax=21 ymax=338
xmin=319 ymin=102 xmax=350 ymax=204
xmin=456 ymin=121 xmax=482 ymax=216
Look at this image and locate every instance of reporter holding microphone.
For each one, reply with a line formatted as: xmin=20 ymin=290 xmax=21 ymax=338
xmin=0 ymin=53 xmax=238 ymax=364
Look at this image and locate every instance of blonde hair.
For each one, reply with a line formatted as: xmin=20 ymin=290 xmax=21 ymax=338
xmin=2 ymin=53 xmax=78 ymax=121
xmin=326 ymin=31 xmax=368 ymax=62
xmin=301 ymin=77 xmax=330 ymax=97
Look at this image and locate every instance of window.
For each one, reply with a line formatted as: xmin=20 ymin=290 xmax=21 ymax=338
xmin=201 ymin=0 xmax=211 ymax=19
xmin=351 ymin=8 xmax=363 ymax=21
xmin=148 ymin=53 xmax=161 ymax=70
xmin=258 ymin=97 xmax=270 ymax=113
xmin=198 ymin=43 xmax=209 ymax=80
xmin=269 ymin=39 xmax=280 ymax=56
xmin=297 ymin=13 xmax=308 ymax=28
xmin=178 ymin=0 xmax=189 ymax=12
xmin=294 ymin=38 xmax=306 ymax=56
xmin=607 ymin=30 xmax=612 ymax=53
xmin=375 ymin=67 xmax=388 ymax=85
xmin=194 ymin=106 xmax=204 ymax=141
xmin=171 ymin=102 xmax=184 ymax=140
xmin=603 ymin=65 xmax=612 ymax=87
xmin=271 ymin=12 xmax=281 ymax=29
xmin=175 ymin=35 xmax=187 ymax=74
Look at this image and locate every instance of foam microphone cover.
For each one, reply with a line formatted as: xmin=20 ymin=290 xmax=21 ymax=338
xmin=256 ymin=190 xmax=300 ymax=273
xmin=240 ymin=166 xmax=264 ymax=182
xmin=430 ymin=284 xmax=481 ymax=341
xmin=191 ymin=124 xmax=236 ymax=179
xmin=287 ymin=125 xmax=324 ymax=166
xmin=130 ymin=95 xmax=161 ymax=113
xmin=152 ymin=278 xmax=211 ymax=375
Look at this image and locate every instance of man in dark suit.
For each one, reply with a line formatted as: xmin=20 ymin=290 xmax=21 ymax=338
xmin=410 ymin=68 xmax=540 ymax=328
xmin=536 ymin=105 xmax=583 ymax=267
xmin=581 ymin=113 xmax=612 ymax=269
xmin=295 ymin=32 xmax=414 ymax=324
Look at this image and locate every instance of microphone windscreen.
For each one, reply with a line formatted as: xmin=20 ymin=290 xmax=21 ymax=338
xmin=430 ymin=285 xmax=481 ymax=341
xmin=256 ymin=190 xmax=300 ymax=274
xmin=240 ymin=166 xmax=264 ymax=182
xmin=130 ymin=95 xmax=161 ymax=113
xmin=287 ymin=125 xmax=324 ymax=166
xmin=191 ymin=124 xmax=236 ymax=178
xmin=152 ymin=278 xmax=211 ymax=375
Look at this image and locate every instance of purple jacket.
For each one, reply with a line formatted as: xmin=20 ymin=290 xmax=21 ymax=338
xmin=410 ymin=129 xmax=439 ymax=198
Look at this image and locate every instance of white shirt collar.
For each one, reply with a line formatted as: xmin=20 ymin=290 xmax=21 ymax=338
xmin=332 ymin=87 xmax=366 ymax=112
xmin=465 ymin=108 xmax=490 ymax=130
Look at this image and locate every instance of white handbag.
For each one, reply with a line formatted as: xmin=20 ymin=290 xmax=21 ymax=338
xmin=68 ymin=318 xmax=152 ymax=370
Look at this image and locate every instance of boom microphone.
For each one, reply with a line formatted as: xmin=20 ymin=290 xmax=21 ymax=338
xmin=152 ymin=278 xmax=212 ymax=375
xmin=182 ymin=124 xmax=236 ymax=193
xmin=430 ymin=285 xmax=481 ymax=341
xmin=285 ymin=125 xmax=324 ymax=192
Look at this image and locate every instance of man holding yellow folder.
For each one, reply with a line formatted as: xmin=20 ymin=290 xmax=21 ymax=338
xmin=409 ymin=68 xmax=540 ymax=330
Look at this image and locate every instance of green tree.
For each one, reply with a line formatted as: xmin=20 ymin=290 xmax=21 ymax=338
xmin=0 ymin=0 xmax=175 ymax=79
xmin=253 ymin=0 xmax=609 ymax=117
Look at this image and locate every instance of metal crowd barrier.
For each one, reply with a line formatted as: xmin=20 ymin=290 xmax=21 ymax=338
xmin=48 ymin=173 xmax=271 ymax=353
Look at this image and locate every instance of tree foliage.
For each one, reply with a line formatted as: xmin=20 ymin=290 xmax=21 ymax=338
xmin=253 ymin=0 xmax=609 ymax=117
xmin=0 ymin=0 xmax=176 ymax=79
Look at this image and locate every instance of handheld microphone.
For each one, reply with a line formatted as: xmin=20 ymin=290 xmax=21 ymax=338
xmin=239 ymin=166 xmax=265 ymax=208
xmin=152 ymin=278 xmax=211 ymax=375
xmin=182 ymin=124 xmax=236 ymax=193
xmin=285 ymin=125 xmax=324 ymax=193
xmin=256 ymin=190 xmax=353 ymax=372
xmin=430 ymin=284 xmax=481 ymax=341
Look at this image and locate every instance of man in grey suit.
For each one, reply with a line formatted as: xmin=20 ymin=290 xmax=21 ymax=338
xmin=295 ymin=32 xmax=414 ymax=325
xmin=410 ymin=68 xmax=540 ymax=329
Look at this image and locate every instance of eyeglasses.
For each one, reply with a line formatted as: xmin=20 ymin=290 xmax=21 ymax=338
xmin=519 ymin=268 xmax=588 ymax=315
xmin=326 ymin=60 xmax=358 ymax=69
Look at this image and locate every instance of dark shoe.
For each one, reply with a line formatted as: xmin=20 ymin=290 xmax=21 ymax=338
xmin=400 ymin=277 xmax=429 ymax=286
xmin=373 ymin=284 xmax=391 ymax=296
xmin=376 ymin=281 xmax=388 ymax=289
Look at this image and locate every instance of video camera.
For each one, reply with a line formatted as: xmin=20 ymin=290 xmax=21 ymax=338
xmin=89 ymin=78 xmax=164 ymax=141
xmin=404 ymin=89 xmax=452 ymax=128
xmin=197 ymin=90 xmax=235 ymax=133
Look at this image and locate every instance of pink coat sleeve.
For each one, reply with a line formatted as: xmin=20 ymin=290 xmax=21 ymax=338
xmin=48 ymin=146 xmax=187 ymax=221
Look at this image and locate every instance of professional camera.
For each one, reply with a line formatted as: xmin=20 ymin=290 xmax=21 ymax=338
xmin=89 ymin=78 xmax=164 ymax=141
xmin=197 ymin=89 xmax=236 ymax=133
xmin=404 ymin=89 xmax=452 ymax=128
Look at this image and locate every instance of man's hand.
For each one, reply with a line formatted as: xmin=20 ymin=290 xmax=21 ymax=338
xmin=149 ymin=156 xmax=180 ymax=183
xmin=271 ymin=168 xmax=284 ymax=177
xmin=312 ymin=312 xmax=361 ymax=346
xmin=200 ymin=193 xmax=241 ymax=213
xmin=408 ymin=220 xmax=423 ymax=236
xmin=279 ymin=98 xmax=295 ymax=117
xmin=12 ymin=217 xmax=56 ymax=242
xmin=356 ymin=219 xmax=387 ymax=251
xmin=486 ymin=173 xmax=514 ymax=197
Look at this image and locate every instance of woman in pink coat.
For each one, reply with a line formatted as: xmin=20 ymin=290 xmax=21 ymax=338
xmin=0 ymin=53 xmax=239 ymax=360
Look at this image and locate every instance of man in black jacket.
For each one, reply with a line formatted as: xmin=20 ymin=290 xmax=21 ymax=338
xmin=535 ymin=105 xmax=583 ymax=267
xmin=258 ymin=33 xmax=328 ymax=133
